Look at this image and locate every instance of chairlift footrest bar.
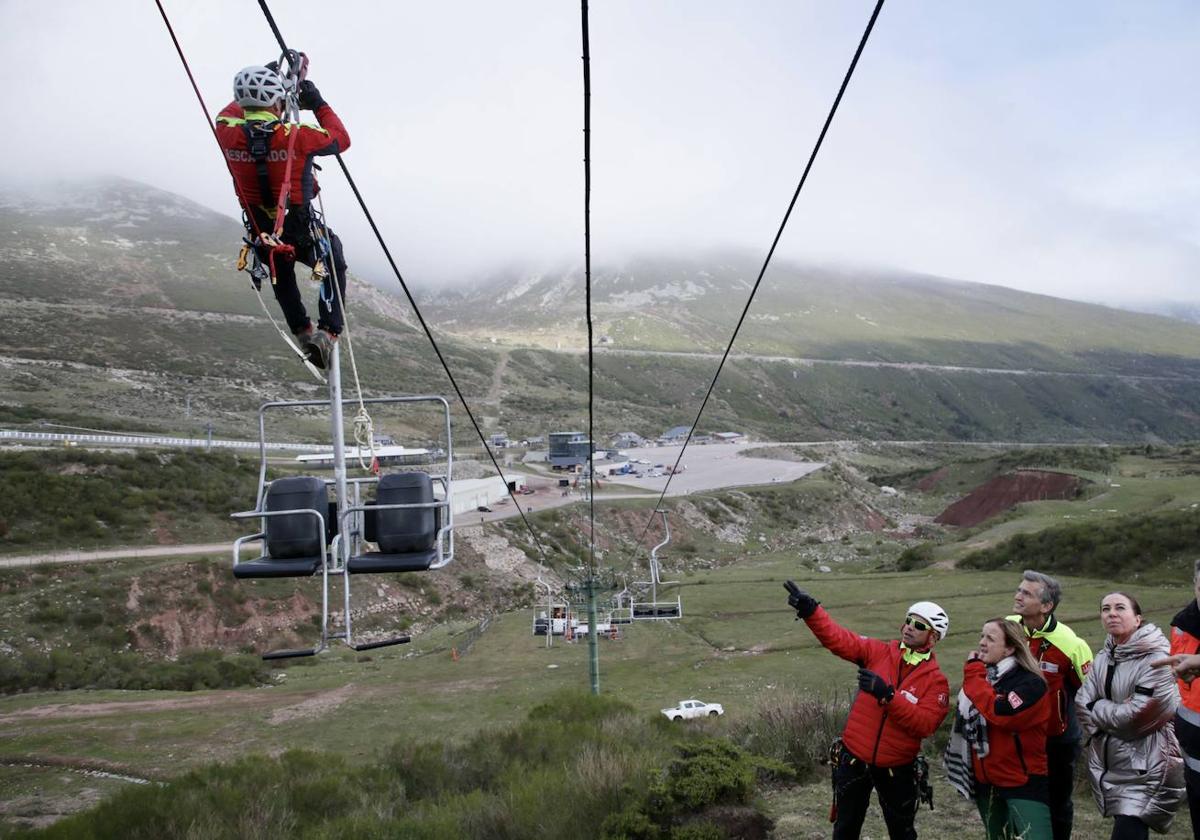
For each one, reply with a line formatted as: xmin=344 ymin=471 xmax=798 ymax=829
xmin=351 ymin=636 xmax=411 ymax=652
xmin=262 ymin=647 xmax=318 ymax=660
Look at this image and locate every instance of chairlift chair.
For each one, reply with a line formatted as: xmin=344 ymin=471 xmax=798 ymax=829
xmin=630 ymin=511 xmax=682 ymax=620
xmin=232 ymin=395 xmax=454 ymax=659
xmin=609 ymin=578 xmax=633 ymax=625
xmin=532 ymin=576 xmax=554 ymax=646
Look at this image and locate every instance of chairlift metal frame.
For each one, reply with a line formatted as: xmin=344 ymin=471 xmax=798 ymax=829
xmin=231 ymin=343 xmax=454 ymax=658
xmin=532 ymin=576 xmax=555 ymax=646
xmin=630 ymin=511 xmax=682 ymax=620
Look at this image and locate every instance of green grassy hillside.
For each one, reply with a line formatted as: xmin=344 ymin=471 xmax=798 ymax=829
xmin=3 ymin=445 xmax=1200 ymax=832
xmin=6 ymin=180 xmax=1200 ymax=443
xmin=0 ymin=179 xmax=495 ymax=441
xmin=1 ymin=559 xmax=1191 ymax=834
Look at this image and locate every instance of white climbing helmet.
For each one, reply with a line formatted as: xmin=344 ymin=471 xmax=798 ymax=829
xmin=907 ymin=601 xmax=949 ymax=639
xmin=233 ymin=65 xmax=287 ymax=108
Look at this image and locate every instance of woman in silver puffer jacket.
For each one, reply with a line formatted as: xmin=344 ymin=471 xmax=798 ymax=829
xmin=1076 ymin=592 xmax=1184 ymax=839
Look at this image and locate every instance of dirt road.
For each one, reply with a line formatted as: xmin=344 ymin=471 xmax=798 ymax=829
xmin=0 ymin=543 xmax=241 ymax=569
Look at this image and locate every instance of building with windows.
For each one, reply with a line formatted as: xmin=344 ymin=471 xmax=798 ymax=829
xmin=611 ymin=431 xmax=646 ymax=448
xmin=548 ymin=431 xmax=591 ymax=469
xmin=658 ymin=425 xmax=690 ymax=445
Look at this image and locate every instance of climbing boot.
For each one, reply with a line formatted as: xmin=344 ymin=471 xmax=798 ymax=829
xmin=306 ymin=330 xmax=335 ymax=371
xmin=292 ymin=326 xmax=322 ymax=371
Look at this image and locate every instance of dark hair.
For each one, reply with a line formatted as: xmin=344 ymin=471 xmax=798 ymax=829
xmin=1022 ymin=570 xmax=1062 ymax=609
xmin=1104 ymin=592 xmax=1142 ymax=616
xmin=983 ymin=617 xmax=1044 ymax=682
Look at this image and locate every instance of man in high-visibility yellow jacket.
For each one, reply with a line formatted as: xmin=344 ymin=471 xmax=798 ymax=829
xmin=1009 ymin=570 xmax=1093 ymax=840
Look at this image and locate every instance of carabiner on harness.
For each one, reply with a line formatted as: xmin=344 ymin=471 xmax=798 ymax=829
xmin=307 ymin=206 xmax=332 ymax=284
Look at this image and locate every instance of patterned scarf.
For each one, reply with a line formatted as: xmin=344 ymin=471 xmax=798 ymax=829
xmin=944 ymin=656 xmax=1017 ymax=799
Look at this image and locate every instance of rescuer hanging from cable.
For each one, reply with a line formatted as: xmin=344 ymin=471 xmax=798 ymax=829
xmin=215 ymin=61 xmax=351 ymax=370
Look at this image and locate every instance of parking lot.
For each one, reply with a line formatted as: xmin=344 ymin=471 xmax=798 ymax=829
xmin=604 ymin=442 xmax=824 ymax=496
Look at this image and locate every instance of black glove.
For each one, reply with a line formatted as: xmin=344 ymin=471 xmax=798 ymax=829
xmin=857 ymin=668 xmax=894 ymax=704
xmin=783 ymin=580 xmax=818 ymax=619
xmin=265 ymin=60 xmax=280 ymax=74
xmin=298 ymin=80 xmax=326 ymax=111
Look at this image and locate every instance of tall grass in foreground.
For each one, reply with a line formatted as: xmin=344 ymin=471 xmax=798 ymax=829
xmin=728 ymin=691 xmax=849 ymax=783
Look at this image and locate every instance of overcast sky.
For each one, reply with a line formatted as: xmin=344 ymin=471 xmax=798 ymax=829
xmin=3 ymin=1 xmax=1198 ymax=305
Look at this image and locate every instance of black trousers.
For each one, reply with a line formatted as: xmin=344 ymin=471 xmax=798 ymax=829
xmin=1185 ymin=761 xmax=1200 ymax=840
xmin=252 ymin=206 xmax=348 ymax=336
xmin=1110 ymin=814 xmax=1149 ymax=840
xmin=832 ymin=749 xmax=918 ymax=840
xmin=1046 ymin=738 xmax=1081 ymax=840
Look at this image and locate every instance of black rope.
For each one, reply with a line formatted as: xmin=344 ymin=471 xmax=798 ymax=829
xmin=625 ymin=0 xmax=888 ymax=557
xmin=153 ymin=0 xmax=266 ymax=243
xmin=582 ymin=0 xmax=596 ymax=577
xmin=250 ymin=0 xmax=553 ymax=564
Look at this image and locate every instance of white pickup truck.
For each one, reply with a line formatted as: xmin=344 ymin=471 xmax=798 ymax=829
xmin=661 ymin=699 xmax=724 ymax=721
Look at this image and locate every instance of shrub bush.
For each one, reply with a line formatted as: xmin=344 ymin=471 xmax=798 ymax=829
xmin=17 ymin=692 xmax=785 ymax=840
xmin=896 ymin=544 xmax=935 ymax=571
xmin=601 ymin=738 xmax=769 ymax=840
xmin=960 ymin=508 xmax=1200 ymax=580
xmin=0 ymin=647 xmax=269 ymax=694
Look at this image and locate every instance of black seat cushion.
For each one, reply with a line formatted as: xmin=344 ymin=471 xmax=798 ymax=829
xmin=346 ymin=549 xmax=438 ymax=575
xmin=234 ymin=555 xmax=323 ymax=578
xmin=265 ymin=476 xmax=327 ymax=560
xmin=373 ymin=472 xmax=436 ymax=553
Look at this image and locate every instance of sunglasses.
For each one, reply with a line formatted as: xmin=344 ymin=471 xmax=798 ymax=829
xmin=904 ymin=616 xmax=932 ymax=633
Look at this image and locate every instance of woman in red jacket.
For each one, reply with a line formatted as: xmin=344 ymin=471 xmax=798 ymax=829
xmin=960 ymin=618 xmax=1052 ymax=840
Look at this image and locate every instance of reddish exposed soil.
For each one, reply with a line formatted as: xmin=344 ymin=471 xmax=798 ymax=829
xmin=915 ymin=467 xmax=949 ymax=492
xmin=935 ymin=470 xmax=1082 ymax=528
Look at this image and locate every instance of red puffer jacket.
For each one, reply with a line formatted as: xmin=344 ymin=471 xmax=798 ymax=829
xmin=962 ymin=659 xmax=1049 ymax=788
xmin=215 ymin=102 xmax=350 ymax=210
xmin=804 ymin=606 xmax=950 ymax=767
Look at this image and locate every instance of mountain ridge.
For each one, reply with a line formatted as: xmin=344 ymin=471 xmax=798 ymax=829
xmin=4 ymin=177 xmax=1200 ymax=444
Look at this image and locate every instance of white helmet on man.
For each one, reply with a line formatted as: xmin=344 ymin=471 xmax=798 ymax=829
xmin=906 ymin=601 xmax=949 ymax=639
xmin=233 ymin=65 xmax=287 ymax=108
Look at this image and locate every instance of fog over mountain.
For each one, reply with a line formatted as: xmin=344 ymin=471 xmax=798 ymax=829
xmin=2 ymin=1 xmax=1198 ymax=304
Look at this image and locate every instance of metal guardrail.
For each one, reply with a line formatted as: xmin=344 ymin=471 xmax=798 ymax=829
xmin=0 ymin=428 xmax=328 ymax=453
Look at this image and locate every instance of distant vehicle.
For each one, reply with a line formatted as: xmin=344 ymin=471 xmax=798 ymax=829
xmin=477 ymin=505 xmax=492 ymax=513
xmin=661 ymin=699 xmax=724 ymax=721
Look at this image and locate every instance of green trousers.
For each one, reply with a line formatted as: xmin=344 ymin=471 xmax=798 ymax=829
xmin=975 ymin=789 xmax=1052 ymax=840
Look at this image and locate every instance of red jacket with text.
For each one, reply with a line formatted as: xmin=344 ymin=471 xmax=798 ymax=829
xmin=214 ymin=102 xmax=350 ymax=213
xmin=962 ymin=659 xmax=1050 ymax=788
xmin=804 ymin=606 xmax=950 ymax=768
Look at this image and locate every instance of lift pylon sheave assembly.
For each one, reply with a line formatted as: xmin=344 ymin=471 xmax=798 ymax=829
xmin=231 ymin=344 xmax=454 ymax=659
xmin=631 ymin=511 xmax=682 ymax=620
